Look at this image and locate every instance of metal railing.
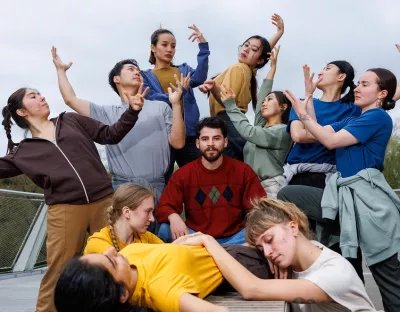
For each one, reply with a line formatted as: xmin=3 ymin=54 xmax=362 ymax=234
xmin=0 ymin=189 xmax=47 ymax=273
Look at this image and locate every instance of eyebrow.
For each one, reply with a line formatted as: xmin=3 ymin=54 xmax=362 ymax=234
xmin=104 ymin=255 xmax=116 ymax=269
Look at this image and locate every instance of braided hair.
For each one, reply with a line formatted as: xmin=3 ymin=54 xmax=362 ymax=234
xmin=107 ymin=183 xmax=155 ymax=251
xmin=2 ymin=88 xmax=29 ymax=154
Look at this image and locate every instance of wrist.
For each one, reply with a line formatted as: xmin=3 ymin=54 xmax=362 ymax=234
xmin=168 ymin=213 xmax=180 ymax=222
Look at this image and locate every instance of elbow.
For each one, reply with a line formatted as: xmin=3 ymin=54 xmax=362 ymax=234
xmin=291 ymin=132 xmax=302 ymax=143
xmin=240 ymin=285 xmax=258 ymax=300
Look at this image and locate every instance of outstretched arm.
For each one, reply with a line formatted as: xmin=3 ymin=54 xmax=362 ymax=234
xmin=174 ymin=234 xmax=331 ymax=303
xmin=187 ymin=24 xmax=210 ymax=88
xmin=52 ymin=47 xmax=91 ymax=117
xmin=268 ymin=14 xmax=284 ymax=49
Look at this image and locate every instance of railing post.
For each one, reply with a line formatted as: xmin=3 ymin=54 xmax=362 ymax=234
xmin=12 ymin=203 xmax=48 ymax=272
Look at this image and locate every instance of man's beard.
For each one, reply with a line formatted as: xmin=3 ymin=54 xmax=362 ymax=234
xmin=200 ymin=146 xmax=224 ymax=163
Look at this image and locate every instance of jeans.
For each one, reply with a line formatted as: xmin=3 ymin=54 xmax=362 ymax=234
xmin=158 ymin=223 xmax=246 ymax=244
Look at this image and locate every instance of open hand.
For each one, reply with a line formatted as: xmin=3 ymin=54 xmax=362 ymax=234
xmin=220 ymin=85 xmax=236 ymax=102
xmin=169 ymin=213 xmax=190 ymax=241
xmin=168 ymin=73 xmax=190 ymax=105
xmin=124 ymin=83 xmax=149 ymax=111
xmin=199 ymin=80 xmax=215 ymax=93
xmin=188 ymin=24 xmax=206 ymax=43
xmin=271 ymin=14 xmax=284 ymax=34
xmin=268 ymin=45 xmax=280 ymax=68
xmin=51 ymin=46 xmax=72 ymax=71
xmin=267 ymin=259 xmax=289 ymax=279
xmin=173 ymin=231 xmax=207 ymax=246
xmin=303 ymin=65 xmax=322 ymax=96
xmin=284 ymin=89 xmax=312 ymax=117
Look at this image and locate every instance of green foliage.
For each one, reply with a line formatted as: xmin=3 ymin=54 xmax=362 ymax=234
xmin=384 ymin=134 xmax=400 ymax=189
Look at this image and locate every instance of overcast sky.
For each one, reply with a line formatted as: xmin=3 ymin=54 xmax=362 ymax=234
xmin=0 ymin=0 xmax=399 ymax=156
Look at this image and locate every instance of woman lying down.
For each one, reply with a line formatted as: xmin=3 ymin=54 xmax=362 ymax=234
xmin=54 ymin=197 xmax=375 ymax=312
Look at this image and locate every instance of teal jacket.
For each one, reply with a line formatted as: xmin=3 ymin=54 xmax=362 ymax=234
xmin=321 ymin=168 xmax=400 ymax=265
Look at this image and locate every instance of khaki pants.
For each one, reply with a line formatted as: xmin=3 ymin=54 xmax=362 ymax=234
xmin=36 ymin=194 xmax=112 ymax=312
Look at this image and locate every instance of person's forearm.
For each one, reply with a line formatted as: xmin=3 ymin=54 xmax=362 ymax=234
xmin=210 ymin=83 xmax=224 ymax=106
xmin=268 ymin=30 xmax=283 ymax=49
xmin=266 ymin=65 xmax=276 ymax=80
xmin=298 ymin=112 xmax=334 ymax=148
xmin=57 ymin=69 xmax=78 ymax=105
xmin=203 ymin=235 xmax=259 ymax=298
xmin=169 ymin=104 xmax=186 ymax=149
xmin=394 ymin=83 xmax=400 ymax=101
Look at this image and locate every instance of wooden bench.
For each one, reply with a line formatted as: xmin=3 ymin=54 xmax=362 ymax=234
xmin=207 ymin=292 xmax=290 ymax=311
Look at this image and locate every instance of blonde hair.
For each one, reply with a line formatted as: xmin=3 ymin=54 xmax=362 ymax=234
xmin=245 ymin=197 xmax=311 ymax=246
xmin=106 ymin=183 xmax=154 ymax=251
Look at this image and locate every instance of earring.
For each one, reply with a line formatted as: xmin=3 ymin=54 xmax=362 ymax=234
xmin=377 ymin=98 xmax=383 ymax=107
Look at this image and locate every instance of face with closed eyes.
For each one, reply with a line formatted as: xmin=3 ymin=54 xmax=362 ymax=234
xmin=255 ymin=222 xmax=299 ymax=269
xmin=354 ymin=71 xmax=388 ymax=109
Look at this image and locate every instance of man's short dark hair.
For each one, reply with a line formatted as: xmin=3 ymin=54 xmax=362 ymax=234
xmin=108 ymin=59 xmax=140 ymax=95
xmin=195 ymin=117 xmax=228 ymax=138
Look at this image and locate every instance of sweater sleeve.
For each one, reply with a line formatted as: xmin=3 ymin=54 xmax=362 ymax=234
xmin=189 ymin=42 xmax=210 ymax=88
xmin=242 ymin=167 xmax=266 ymax=209
xmin=155 ymin=175 xmax=184 ymax=223
xmin=223 ymin=98 xmax=288 ymax=149
xmin=218 ymin=65 xmax=245 ymax=97
xmin=142 ymin=72 xmax=172 ymax=105
xmin=69 ymin=107 xmax=140 ymax=145
xmin=254 ymin=79 xmax=274 ymax=126
xmin=0 ymin=154 xmax=23 ymax=179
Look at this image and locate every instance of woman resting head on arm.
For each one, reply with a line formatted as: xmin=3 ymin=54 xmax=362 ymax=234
xmin=175 ymin=198 xmax=375 ymax=311
xmin=84 ymin=183 xmax=163 ymax=255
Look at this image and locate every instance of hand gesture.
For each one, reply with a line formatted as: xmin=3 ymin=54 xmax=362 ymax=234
xmin=51 ymin=46 xmax=72 ymax=71
xmin=169 ymin=213 xmax=190 ymax=241
xmin=198 ymin=80 xmax=215 ymax=93
xmin=268 ymin=45 xmax=280 ymax=68
xmin=283 ymin=89 xmax=312 ymax=117
xmin=303 ymin=65 xmax=322 ymax=96
xmin=267 ymin=259 xmax=289 ymax=279
xmin=220 ymin=85 xmax=236 ymax=102
xmin=168 ymin=73 xmax=190 ymax=105
xmin=124 ymin=83 xmax=149 ymax=111
xmin=188 ymin=24 xmax=206 ymax=43
xmin=173 ymin=232 xmax=206 ymax=246
xmin=271 ymin=14 xmax=284 ymax=34
xmin=396 ymin=44 xmax=400 ymax=53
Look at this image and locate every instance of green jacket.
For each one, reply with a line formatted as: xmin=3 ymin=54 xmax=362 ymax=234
xmin=321 ymin=168 xmax=400 ymax=265
xmin=223 ymin=79 xmax=292 ymax=180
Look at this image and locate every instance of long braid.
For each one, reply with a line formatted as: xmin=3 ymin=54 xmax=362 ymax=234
xmin=1 ymin=106 xmax=18 ymax=154
xmin=106 ymin=206 xmax=120 ymax=252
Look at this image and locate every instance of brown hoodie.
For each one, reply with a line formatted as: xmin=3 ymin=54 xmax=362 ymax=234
xmin=0 ymin=107 xmax=140 ymax=205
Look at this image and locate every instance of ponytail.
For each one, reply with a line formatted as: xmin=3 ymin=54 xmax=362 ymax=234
xmin=341 ymin=82 xmax=356 ymax=104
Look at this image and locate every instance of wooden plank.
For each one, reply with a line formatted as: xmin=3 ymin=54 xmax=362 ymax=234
xmin=207 ymin=292 xmax=289 ymax=311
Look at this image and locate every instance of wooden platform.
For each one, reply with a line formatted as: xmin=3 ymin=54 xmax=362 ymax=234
xmin=207 ymin=292 xmax=289 ymax=311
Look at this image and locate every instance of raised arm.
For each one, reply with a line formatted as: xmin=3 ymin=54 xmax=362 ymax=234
xmin=187 ymin=24 xmax=210 ymax=88
xmin=51 ymin=47 xmax=91 ymax=117
xmin=268 ymin=14 xmax=284 ymax=49
xmin=174 ymin=234 xmax=331 ymax=303
xmin=254 ymin=46 xmax=279 ymax=126
xmin=167 ymin=74 xmax=187 ymax=149
xmin=72 ymin=84 xmax=146 ymax=145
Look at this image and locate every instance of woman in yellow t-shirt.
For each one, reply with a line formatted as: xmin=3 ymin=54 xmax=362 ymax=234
xmin=200 ymin=14 xmax=284 ymax=161
xmin=84 ymin=183 xmax=164 ymax=255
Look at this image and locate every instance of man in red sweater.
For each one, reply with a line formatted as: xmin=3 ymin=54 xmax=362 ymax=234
xmin=156 ymin=117 xmax=266 ymax=243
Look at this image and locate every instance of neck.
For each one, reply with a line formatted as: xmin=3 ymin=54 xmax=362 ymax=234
xmin=265 ymin=115 xmax=282 ymax=127
xmin=154 ymin=59 xmax=171 ymax=70
xmin=361 ymin=103 xmax=378 ymax=114
xmin=291 ymin=236 xmax=322 ymax=272
xmin=113 ymin=219 xmax=134 ymax=245
xmin=319 ymin=86 xmax=342 ymax=102
xmin=127 ymin=265 xmax=138 ymax=296
xmin=120 ymin=86 xmax=140 ymax=103
xmin=201 ymin=155 xmax=224 ymax=170
xmin=28 ymin=117 xmax=53 ymax=138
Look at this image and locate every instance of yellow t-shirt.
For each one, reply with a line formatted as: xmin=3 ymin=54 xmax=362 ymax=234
xmin=152 ymin=67 xmax=181 ymax=93
xmin=83 ymin=226 xmax=164 ymax=255
xmin=209 ymin=62 xmax=253 ymax=116
xmin=120 ymin=243 xmax=223 ymax=312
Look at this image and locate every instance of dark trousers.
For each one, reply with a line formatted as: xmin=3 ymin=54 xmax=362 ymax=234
xmin=165 ymin=136 xmax=199 ymax=184
xmin=277 ymin=185 xmax=365 ymax=284
xmin=217 ymin=111 xmax=246 ymax=161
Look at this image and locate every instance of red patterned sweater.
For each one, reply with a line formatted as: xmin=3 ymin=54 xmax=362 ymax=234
xmin=156 ymin=156 xmax=266 ymax=238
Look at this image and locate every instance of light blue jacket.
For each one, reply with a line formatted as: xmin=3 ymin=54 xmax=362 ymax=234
xmin=321 ymin=168 xmax=400 ymax=265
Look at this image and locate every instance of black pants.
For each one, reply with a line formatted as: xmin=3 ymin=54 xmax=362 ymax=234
xmin=277 ymin=185 xmax=365 ymax=284
xmin=164 ymin=136 xmax=200 ymax=184
xmin=217 ymin=111 xmax=246 ymax=161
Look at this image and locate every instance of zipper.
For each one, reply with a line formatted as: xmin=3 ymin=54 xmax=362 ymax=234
xmin=53 ymin=116 xmax=90 ymax=203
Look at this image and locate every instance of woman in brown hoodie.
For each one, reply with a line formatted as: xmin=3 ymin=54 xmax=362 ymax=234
xmin=0 ymin=84 xmax=150 ymax=312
